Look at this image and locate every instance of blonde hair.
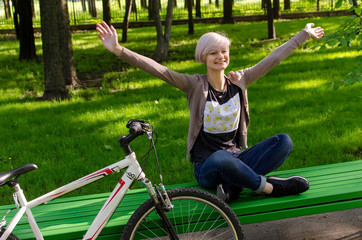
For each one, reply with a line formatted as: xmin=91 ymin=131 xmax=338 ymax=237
xmin=195 ymin=32 xmax=231 ymax=64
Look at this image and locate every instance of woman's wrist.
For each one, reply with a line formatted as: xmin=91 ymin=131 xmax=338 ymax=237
xmin=303 ymin=27 xmax=313 ymax=38
xmin=113 ymin=45 xmax=124 ymax=57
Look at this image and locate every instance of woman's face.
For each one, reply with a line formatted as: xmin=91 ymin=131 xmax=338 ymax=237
xmin=205 ymin=48 xmax=230 ymax=72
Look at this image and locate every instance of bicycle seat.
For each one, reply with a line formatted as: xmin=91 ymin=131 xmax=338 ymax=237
xmin=0 ymin=164 xmax=38 ymax=187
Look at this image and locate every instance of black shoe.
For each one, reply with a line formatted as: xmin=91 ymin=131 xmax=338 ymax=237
xmin=216 ymin=183 xmax=243 ymax=203
xmin=217 ymin=184 xmax=229 ymax=202
xmin=267 ymin=176 xmax=310 ymax=197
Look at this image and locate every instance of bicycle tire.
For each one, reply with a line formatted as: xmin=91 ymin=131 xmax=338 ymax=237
xmin=0 ymin=228 xmax=20 ymax=240
xmin=121 ymin=187 xmax=244 ymax=240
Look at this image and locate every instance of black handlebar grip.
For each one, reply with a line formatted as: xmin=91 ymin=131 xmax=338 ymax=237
xmin=129 ymin=122 xmax=142 ymax=134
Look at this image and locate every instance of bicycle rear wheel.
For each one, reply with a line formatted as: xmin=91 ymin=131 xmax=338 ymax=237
xmin=0 ymin=228 xmax=20 ymax=240
xmin=121 ymin=187 xmax=244 ymax=240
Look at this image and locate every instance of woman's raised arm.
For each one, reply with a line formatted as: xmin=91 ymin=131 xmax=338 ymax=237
xmin=229 ymin=23 xmax=324 ymax=86
xmin=95 ymin=21 xmax=195 ymax=92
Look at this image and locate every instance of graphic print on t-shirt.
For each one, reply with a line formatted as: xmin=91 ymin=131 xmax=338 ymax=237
xmin=203 ymin=93 xmax=240 ymax=134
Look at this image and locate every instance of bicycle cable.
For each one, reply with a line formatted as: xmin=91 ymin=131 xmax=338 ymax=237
xmin=150 ymin=131 xmax=163 ymax=184
xmin=136 ymin=124 xmax=164 ymax=185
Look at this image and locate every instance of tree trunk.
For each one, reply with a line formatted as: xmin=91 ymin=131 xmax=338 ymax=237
xmin=31 ymin=0 xmax=35 ymax=17
xmin=273 ymin=0 xmax=280 ymax=19
xmin=81 ymin=0 xmax=87 ymax=12
xmin=316 ymin=0 xmax=320 ymax=11
xmin=18 ymin=0 xmax=37 ymax=61
xmin=284 ymin=0 xmax=290 ymax=10
xmin=141 ymin=0 xmax=147 ymax=8
xmin=266 ymin=0 xmax=276 ymax=39
xmin=163 ymin=0 xmax=174 ymax=48
xmin=13 ymin=0 xmax=20 ymax=40
xmin=223 ymin=0 xmax=234 ymax=24
xmin=3 ymin=0 xmax=12 ymax=19
xmin=117 ymin=0 xmax=122 ymax=9
xmin=152 ymin=0 xmax=164 ymax=62
xmin=88 ymin=0 xmax=97 ymax=17
xmin=122 ymin=0 xmax=133 ymax=42
xmin=196 ymin=0 xmax=201 ymax=18
xmin=58 ymin=0 xmax=78 ymax=87
xmin=131 ymin=0 xmax=138 ymax=20
xmin=152 ymin=0 xmax=174 ymax=62
xmin=102 ymin=0 xmax=111 ymax=25
xmin=148 ymin=0 xmax=153 ymax=20
xmin=187 ymin=0 xmax=194 ymax=34
xmin=39 ymin=0 xmax=78 ymax=100
xmin=184 ymin=0 xmax=193 ymax=9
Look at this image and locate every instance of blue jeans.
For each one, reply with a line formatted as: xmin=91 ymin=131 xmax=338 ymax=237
xmin=194 ymin=134 xmax=293 ymax=193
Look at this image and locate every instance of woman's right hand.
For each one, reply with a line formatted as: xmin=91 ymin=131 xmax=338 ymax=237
xmin=96 ymin=21 xmax=122 ymax=54
xmin=304 ymin=23 xmax=324 ymax=39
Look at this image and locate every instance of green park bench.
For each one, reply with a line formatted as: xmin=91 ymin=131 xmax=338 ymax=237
xmin=1 ymin=160 xmax=361 ymax=240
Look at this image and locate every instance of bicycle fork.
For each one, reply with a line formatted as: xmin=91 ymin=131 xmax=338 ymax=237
xmin=143 ymin=179 xmax=179 ymax=240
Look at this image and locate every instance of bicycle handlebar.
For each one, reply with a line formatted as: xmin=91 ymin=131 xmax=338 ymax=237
xmin=126 ymin=119 xmax=149 ymax=134
xmin=118 ymin=120 xmax=151 ymax=155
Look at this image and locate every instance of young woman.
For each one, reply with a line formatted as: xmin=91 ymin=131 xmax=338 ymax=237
xmin=96 ymin=21 xmax=324 ymax=202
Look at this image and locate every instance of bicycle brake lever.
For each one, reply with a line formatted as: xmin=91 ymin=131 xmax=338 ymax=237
xmin=0 ymin=208 xmax=14 ymax=228
xmin=145 ymin=130 xmax=153 ymax=140
xmin=0 ymin=212 xmax=7 ymax=228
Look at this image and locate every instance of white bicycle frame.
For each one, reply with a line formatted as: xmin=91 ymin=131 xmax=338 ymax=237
xmin=1 ymin=152 xmax=148 ymax=240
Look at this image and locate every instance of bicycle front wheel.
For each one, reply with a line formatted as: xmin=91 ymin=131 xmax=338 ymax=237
xmin=121 ymin=187 xmax=244 ymax=240
xmin=0 ymin=228 xmax=20 ymax=240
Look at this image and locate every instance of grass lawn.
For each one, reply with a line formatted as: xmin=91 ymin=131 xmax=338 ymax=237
xmin=0 ymin=16 xmax=360 ymax=204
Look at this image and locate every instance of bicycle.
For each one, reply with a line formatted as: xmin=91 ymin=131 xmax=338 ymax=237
xmin=0 ymin=119 xmax=244 ymax=240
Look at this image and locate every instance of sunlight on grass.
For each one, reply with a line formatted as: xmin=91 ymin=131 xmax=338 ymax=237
xmin=312 ymin=49 xmax=359 ymax=60
xmin=284 ymin=78 xmax=327 ymax=89
xmin=292 ymin=117 xmax=329 ymax=129
xmin=73 ymin=35 xmax=101 ymax=50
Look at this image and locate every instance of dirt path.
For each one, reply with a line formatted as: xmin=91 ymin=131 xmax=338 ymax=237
xmin=243 ymin=208 xmax=362 ymax=240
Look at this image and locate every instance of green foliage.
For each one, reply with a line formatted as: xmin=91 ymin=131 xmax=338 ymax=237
xmin=313 ymin=0 xmax=361 ymax=88
xmin=313 ymin=14 xmax=361 ymax=50
xmin=326 ymin=65 xmax=362 ymax=89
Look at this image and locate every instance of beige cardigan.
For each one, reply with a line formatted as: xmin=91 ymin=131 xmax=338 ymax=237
xmin=118 ymin=29 xmax=311 ymax=160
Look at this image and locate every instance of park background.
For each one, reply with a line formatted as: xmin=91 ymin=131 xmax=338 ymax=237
xmin=0 ymin=0 xmax=354 ymax=28
xmin=0 ymin=0 xmax=361 ymax=204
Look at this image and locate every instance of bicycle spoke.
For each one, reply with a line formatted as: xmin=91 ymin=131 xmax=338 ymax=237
xmin=121 ymin=188 xmax=244 ymax=240
xmin=140 ymin=215 xmax=169 ymax=239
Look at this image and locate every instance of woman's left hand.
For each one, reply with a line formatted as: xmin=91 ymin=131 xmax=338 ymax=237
xmin=305 ymin=23 xmax=324 ymax=39
xmin=96 ymin=21 xmax=120 ymax=54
